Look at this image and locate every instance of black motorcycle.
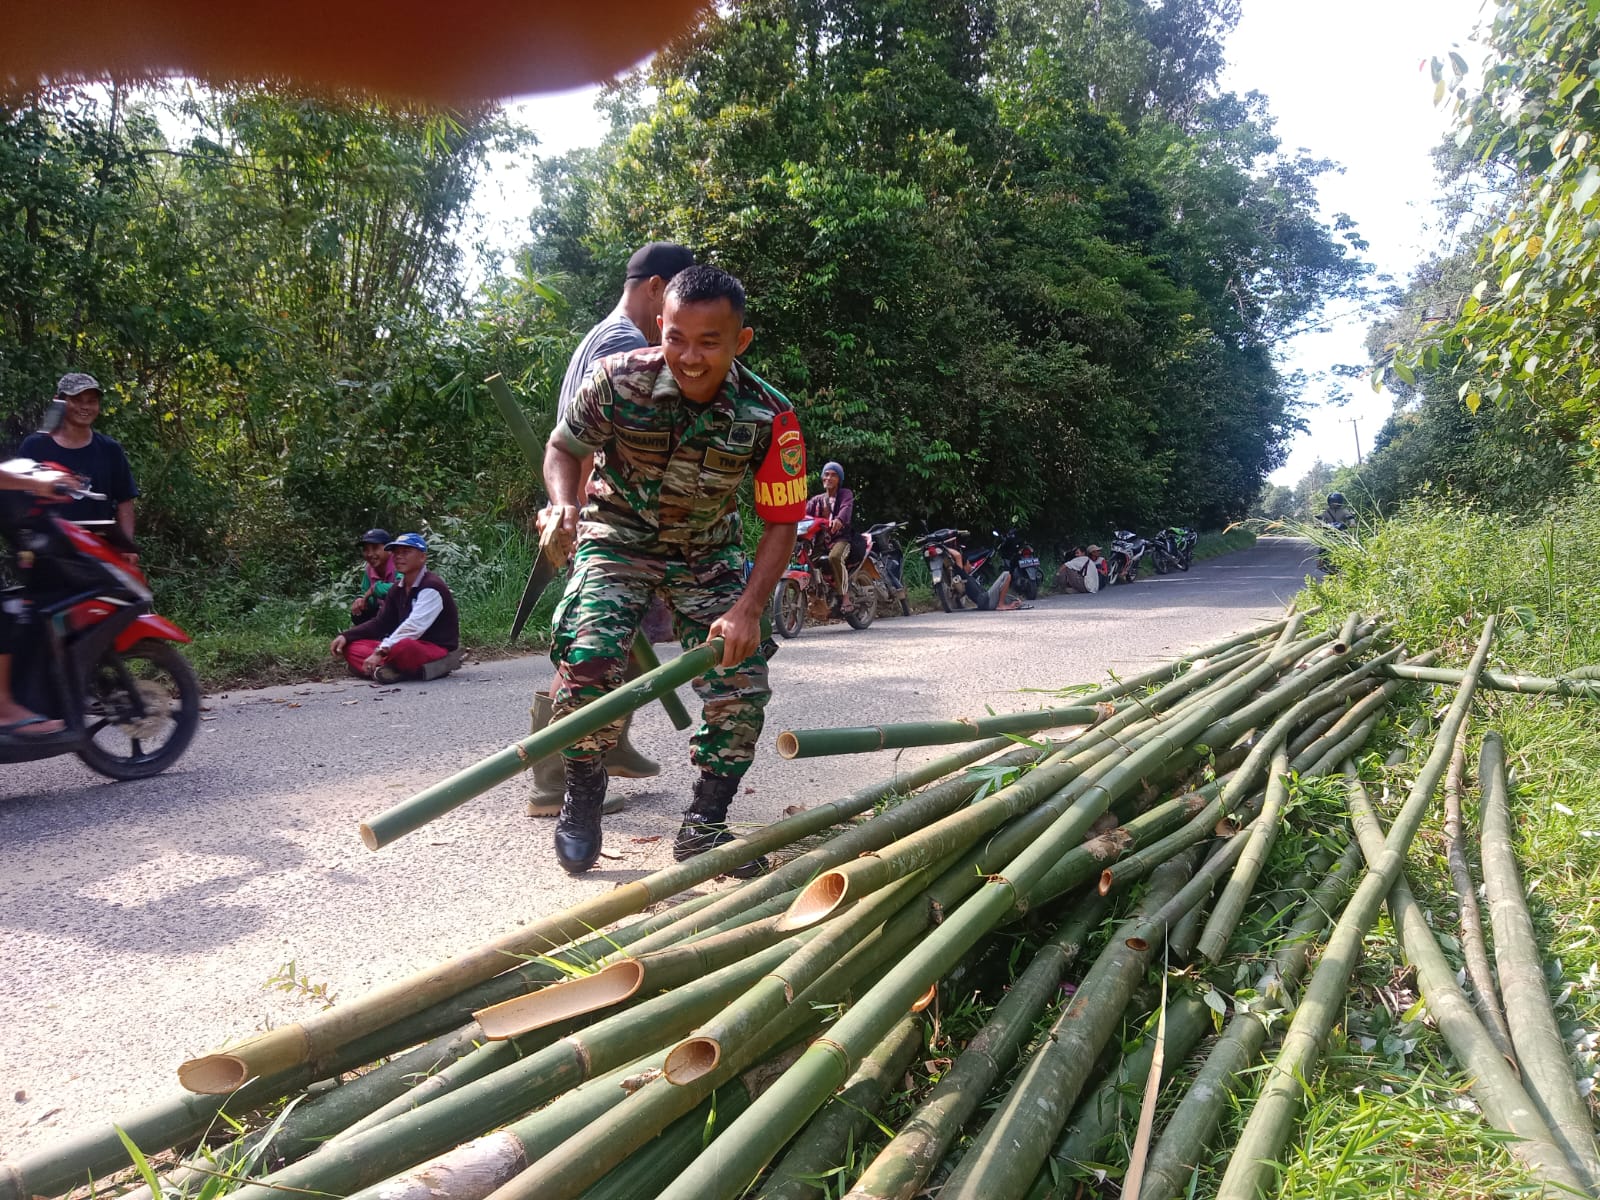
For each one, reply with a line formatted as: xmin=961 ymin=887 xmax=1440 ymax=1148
xmin=911 ymin=528 xmax=993 ymax=612
xmin=1106 ymin=529 xmax=1148 ymax=585
xmin=993 ymin=528 xmax=1044 ymax=601
xmin=863 ymin=520 xmax=911 ymax=617
xmin=1149 ymin=526 xmax=1197 ymax=574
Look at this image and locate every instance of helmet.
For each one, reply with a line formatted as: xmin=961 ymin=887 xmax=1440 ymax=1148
xmin=1327 ymin=492 xmax=1346 ymax=507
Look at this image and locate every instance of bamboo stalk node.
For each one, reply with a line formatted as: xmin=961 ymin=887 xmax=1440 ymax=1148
xmin=515 ymin=744 xmax=531 ymax=763
xmin=1083 ymin=827 xmax=1132 ymax=861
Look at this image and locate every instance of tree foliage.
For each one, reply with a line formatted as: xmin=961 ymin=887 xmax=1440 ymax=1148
xmin=530 ymin=0 xmax=1367 ymax=538
xmin=1423 ymin=0 xmax=1600 ymax=441
xmin=0 ymin=85 xmax=559 ymax=609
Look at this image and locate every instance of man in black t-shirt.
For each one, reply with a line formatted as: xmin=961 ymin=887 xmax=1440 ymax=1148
xmin=19 ymin=373 xmax=139 ymax=544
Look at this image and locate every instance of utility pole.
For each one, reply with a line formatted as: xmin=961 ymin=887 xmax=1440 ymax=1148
xmin=1345 ymin=416 xmax=1363 ymax=465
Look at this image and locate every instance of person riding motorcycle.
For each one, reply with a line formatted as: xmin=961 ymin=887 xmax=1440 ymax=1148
xmin=0 ymin=464 xmax=78 ymax=736
xmin=804 ymin=461 xmax=855 ymax=612
xmin=1318 ymin=491 xmax=1356 ymax=530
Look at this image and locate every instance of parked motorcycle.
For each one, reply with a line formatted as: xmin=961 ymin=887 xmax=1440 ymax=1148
xmin=912 ymin=528 xmax=994 ymax=612
xmin=1149 ymin=526 xmax=1197 ymax=574
xmin=1106 ymin=529 xmax=1149 ymax=585
xmin=770 ymin=515 xmax=880 ymax=637
xmin=0 ymin=458 xmax=200 ymax=778
xmin=863 ymin=520 xmax=911 ymax=617
xmin=994 ymin=527 xmax=1043 ymax=600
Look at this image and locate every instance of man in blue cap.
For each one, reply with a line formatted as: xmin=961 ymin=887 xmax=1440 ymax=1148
xmin=331 ymin=533 xmax=463 ymax=682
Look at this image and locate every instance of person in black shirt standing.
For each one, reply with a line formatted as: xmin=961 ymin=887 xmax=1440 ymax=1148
xmin=19 ymin=374 xmax=139 ymax=547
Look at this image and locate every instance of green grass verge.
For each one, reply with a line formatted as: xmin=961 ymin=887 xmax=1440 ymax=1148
xmin=1179 ymin=492 xmax=1600 ymax=1196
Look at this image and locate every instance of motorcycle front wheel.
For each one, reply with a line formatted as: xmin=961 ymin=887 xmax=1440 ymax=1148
xmin=75 ymin=640 xmax=201 ymax=780
xmin=772 ymin=579 xmax=806 ymax=639
xmin=844 ymin=584 xmax=878 ymax=630
xmin=1152 ymin=551 xmax=1171 ymax=575
xmin=1177 ymin=554 xmax=1192 ymax=572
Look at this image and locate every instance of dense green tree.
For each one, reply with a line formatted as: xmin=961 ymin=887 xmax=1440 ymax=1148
xmin=529 ymin=0 xmax=1366 ymax=538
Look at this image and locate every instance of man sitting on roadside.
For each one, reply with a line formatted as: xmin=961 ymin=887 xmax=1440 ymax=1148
xmin=331 ymin=533 xmax=462 ymax=682
xmin=1056 ymin=546 xmax=1101 ymax=594
xmin=350 ymin=528 xmax=397 ymax=621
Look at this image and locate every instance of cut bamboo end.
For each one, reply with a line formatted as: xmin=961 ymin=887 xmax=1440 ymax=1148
xmin=474 ymin=960 xmax=645 ymax=1040
xmin=177 ymin=1027 xmax=309 ymax=1094
xmin=780 ymin=871 xmax=849 ymax=930
xmin=177 ymin=1054 xmax=251 ymax=1095
xmin=664 ymin=1036 xmax=721 ymax=1084
xmin=358 ymin=822 xmax=381 ymax=851
xmin=1098 ymin=868 xmax=1115 ymax=896
xmin=775 ymin=731 xmax=801 ymax=759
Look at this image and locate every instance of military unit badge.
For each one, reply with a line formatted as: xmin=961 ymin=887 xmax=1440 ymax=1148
xmin=779 ymin=429 xmax=804 ymax=476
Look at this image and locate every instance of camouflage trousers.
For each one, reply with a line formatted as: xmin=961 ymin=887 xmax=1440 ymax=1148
xmin=550 ymin=543 xmax=769 ymax=778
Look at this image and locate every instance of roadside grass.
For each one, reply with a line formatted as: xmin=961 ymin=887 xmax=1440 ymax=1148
xmin=1234 ymin=490 xmax=1600 ymax=1193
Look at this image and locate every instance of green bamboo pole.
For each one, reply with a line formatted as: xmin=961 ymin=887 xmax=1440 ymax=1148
xmin=1441 ymin=726 xmax=1515 ymax=1061
xmin=1194 ymin=746 xmax=1292 ymax=962
xmin=1370 ymin=662 xmax=1600 ymax=698
xmin=785 ymin=640 xmax=1292 ymax=929
xmin=1344 ymin=766 xmax=1592 ymax=1196
xmin=842 ymin=901 xmax=1108 ymax=1200
xmin=1214 ymin=616 xmax=1497 ymax=1200
xmin=665 ymin=855 xmax=961 ymax=1086
xmin=650 ymin=639 xmax=1309 ymax=1200
xmin=358 ymin=640 xmax=724 ymax=852
xmin=628 ymin=741 xmax=1047 ymax=958
xmin=936 ymin=854 xmax=1207 ymax=1200
xmin=757 ymin=1015 xmax=925 ymax=1200
xmin=218 ymin=934 xmax=815 ymax=1200
xmin=1480 ymin=732 xmax=1600 ymax=1190
xmin=775 ymin=704 xmax=1110 ymax=759
xmin=173 ymin=738 xmax=995 ymax=1103
xmin=489 ymin=881 xmax=941 ymax=1200
xmin=1135 ymin=840 xmax=1365 ymax=1200
xmin=1025 ymin=992 xmax=1213 ymax=1200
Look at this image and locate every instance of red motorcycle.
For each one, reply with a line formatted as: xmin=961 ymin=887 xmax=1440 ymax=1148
xmin=0 ymin=457 xmax=200 ymax=778
xmin=769 ymin=516 xmax=882 ymax=637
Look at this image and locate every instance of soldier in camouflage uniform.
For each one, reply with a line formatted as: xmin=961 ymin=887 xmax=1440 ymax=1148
xmin=539 ymin=265 xmax=807 ymax=876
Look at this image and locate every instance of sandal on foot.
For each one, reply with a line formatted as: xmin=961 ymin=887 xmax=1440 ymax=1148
xmin=0 ymin=716 xmax=66 ymax=737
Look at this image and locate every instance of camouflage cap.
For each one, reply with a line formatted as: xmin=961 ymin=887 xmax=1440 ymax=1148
xmin=56 ymin=372 xmax=102 ymax=396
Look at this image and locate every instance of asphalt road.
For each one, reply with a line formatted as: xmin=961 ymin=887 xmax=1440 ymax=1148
xmin=0 ymin=536 xmax=1312 ymax=1160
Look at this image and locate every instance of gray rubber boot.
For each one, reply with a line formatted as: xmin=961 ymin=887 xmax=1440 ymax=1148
xmin=526 ymin=693 xmax=627 ymax=817
xmin=604 ymin=712 xmax=661 ymax=780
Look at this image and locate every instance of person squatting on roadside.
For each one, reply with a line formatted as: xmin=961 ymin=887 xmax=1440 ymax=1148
xmin=1056 ymin=545 xmax=1102 ymax=594
xmin=350 ymin=528 xmax=397 ymax=621
xmin=804 ymin=461 xmax=855 ymax=610
xmin=539 ymin=265 xmax=805 ymax=877
xmin=331 ymin=533 xmax=461 ymax=683
xmin=527 ymin=242 xmax=699 ymax=812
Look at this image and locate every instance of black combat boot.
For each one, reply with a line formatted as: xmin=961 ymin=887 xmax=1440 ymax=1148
xmin=554 ymin=758 xmax=608 ymax=874
xmin=673 ymin=772 xmax=768 ymax=879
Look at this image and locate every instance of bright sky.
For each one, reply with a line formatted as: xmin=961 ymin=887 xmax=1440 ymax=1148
xmin=468 ymin=0 xmax=1490 ymax=488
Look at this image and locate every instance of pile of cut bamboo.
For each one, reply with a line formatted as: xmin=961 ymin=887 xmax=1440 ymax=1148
xmin=5 ymin=611 xmax=1597 ymax=1200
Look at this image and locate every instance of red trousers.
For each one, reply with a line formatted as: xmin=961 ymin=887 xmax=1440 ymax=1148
xmin=344 ymin=638 xmax=450 ymax=678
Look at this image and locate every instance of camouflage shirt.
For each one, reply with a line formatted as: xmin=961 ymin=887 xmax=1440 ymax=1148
xmin=555 ymin=347 xmax=798 ymax=557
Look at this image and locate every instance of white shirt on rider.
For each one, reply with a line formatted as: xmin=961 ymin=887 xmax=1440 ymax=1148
xmin=379 ymin=584 xmax=443 ymax=650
